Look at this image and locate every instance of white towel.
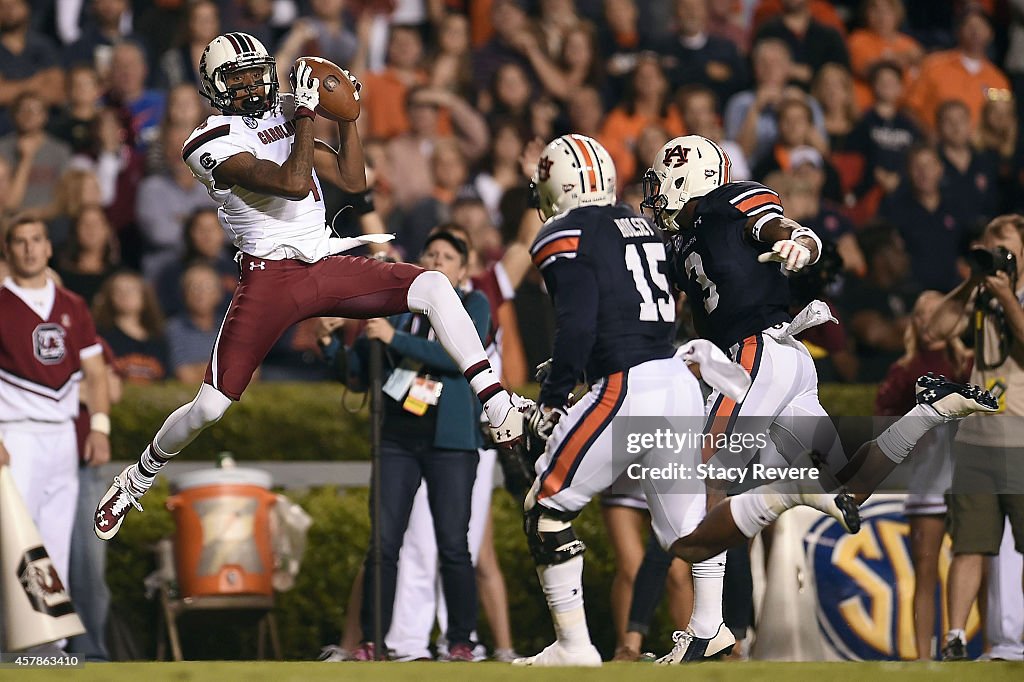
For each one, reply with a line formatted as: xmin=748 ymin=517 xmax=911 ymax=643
xmin=328 ymin=233 xmax=395 ymax=254
xmin=676 ymin=339 xmax=752 ymax=403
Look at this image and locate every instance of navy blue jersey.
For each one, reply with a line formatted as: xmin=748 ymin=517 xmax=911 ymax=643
xmin=665 ymin=181 xmax=792 ymax=351
xmin=531 ymin=204 xmax=676 ymax=407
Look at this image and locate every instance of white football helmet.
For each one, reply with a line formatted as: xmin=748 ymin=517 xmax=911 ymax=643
xmin=530 ymin=134 xmax=616 ymax=220
xmin=641 ymin=135 xmax=732 ymax=231
xmin=199 ymin=32 xmax=278 ymax=116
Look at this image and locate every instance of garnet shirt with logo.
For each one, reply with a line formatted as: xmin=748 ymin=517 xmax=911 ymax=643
xmin=0 ymin=280 xmax=100 ymax=423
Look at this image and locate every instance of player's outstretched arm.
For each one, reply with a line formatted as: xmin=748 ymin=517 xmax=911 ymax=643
xmin=749 ymin=215 xmax=821 ymax=271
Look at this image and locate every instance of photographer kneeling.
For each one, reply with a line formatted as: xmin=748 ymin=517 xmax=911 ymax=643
xmin=926 ymin=215 xmax=1024 ymax=661
xmin=319 ymin=233 xmax=488 ymax=662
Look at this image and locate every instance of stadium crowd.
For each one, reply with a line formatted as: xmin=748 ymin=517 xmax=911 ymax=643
xmin=1 ymin=0 xmax=1023 ymax=664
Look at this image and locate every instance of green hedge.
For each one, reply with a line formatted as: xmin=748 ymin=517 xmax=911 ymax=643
xmin=112 ymin=382 xmax=879 ymax=461
xmin=105 ymin=381 xmax=880 ymax=659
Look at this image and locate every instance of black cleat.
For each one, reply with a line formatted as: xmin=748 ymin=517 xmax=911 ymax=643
xmin=916 ymin=372 xmax=998 ymax=418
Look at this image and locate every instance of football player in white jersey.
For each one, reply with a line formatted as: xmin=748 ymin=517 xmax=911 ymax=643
xmin=94 ymin=32 xmax=530 ymax=540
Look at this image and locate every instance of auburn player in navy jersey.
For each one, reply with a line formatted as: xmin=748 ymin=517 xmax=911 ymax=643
xmin=514 ymin=135 xmax=870 ymax=667
xmin=640 ymin=135 xmax=999 ymax=663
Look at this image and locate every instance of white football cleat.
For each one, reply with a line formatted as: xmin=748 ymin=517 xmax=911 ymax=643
xmin=93 ymin=465 xmax=144 ymax=541
xmin=489 ymin=393 xmax=533 ymax=448
xmin=915 ymin=372 xmax=998 ymax=419
xmin=655 ymin=624 xmax=736 ymax=664
xmin=511 ymin=641 xmax=601 ymax=667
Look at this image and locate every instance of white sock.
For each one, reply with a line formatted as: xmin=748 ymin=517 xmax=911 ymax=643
xmin=537 ymin=556 xmax=592 ymax=650
xmin=729 ymin=487 xmax=794 ymax=538
xmin=875 ymin=403 xmax=944 ymax=464
xmin=690 ymin=552 xmax=726 ymax=638
xmin=406 ymin=271 xmax=511 ymax=424
xmin=946 ymin=628 xmax=966 ymax=643
xmin=124 ymin=442 xmax=172 ymax=498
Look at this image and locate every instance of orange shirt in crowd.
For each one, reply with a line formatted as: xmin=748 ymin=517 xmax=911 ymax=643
xmin=904 ymin=49 xmax=1010 ymax=134
xmin=599 ymin=106 xmax=685 ymax=185
xmin=359 ymin=68 xmax=452 ymax=140
xmin=847 ymin=29 xmax=923 ymax=110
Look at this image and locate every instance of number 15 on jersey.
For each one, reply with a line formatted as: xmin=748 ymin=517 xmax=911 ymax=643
xmin=624 ymin=242 xmax=675 ymax=322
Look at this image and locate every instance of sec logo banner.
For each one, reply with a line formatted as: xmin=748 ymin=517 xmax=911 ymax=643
xmin=804 ymin=498 xmax=981 ymax=660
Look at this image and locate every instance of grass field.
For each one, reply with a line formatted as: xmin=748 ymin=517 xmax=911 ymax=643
xmin=5 ymin=661 xmax=1022 ymax=681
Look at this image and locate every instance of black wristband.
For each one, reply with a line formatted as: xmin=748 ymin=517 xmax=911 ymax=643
xmin=351 ymin=189 xmax=376 ymax=216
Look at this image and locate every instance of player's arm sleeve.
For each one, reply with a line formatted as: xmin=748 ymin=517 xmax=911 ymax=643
xmin=182 ymin=124 xmax=251 ymax=184
xmin=538 ymin=258 xmax=599 ymax=408
xmin=388 ymin=292 xmax=491 ymax=375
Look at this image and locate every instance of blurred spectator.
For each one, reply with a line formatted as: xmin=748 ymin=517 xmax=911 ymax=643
xmin=166 ymin=262 xmax=225 ymax=383
xmin=723 ymin=38 xmax=826 ymax=166
xmin=536 ymin=0 xmax=581 ymax=59
xmin=975 ymin=89 xmax=1024 ymax=213
xmin=483 ymin=61 xmax=534 ymax=132
xmin=106 ymin=40 xmax=166 ymax=153
xmin=751 ymin=98 xmax=841 ymax=202
xmin=812 ymin=63 xmax=858 ymax=152
xmin=1007 ymin=0 xmax=1024 ymax=122
xmin=154 ymin=207 xmax=235 ymax=318
xmin=473 ymin=118 xmax=526 ymax=227
xmin=707 ymin=0 xmax=752 ymax=54
xmin=56 ymin=205 xmax=120 ymax=306
xmin=429 ymin=12 xmax=475 ymax=100
xmin=676 ymin=84 xmax=751 ymax=180
xmin=0 ymin=156 xmax=26 ymax=221
xmin=631 ymin=123 xmax=672 ymax=190
xmin=472 ymin=0 xmax=539 ymax=96
xmin=847 ymin=61 xmax=921 ymax=201
xmin=220 ymin=0 xmax=291 ymax=50
xmin=92 ymin=270 xmax=168 ymax=384
xmin=0 ymin=0 xmax=65 ymax=135
xmin=879 ymin=143 xmax=966 ymax=293
xmin=601 ymin=0 xmax=646 ymax=103
xmin=451 ymin=196 xmax=503 ymax=264
xmin=276 ymin=0 xmax=359 ymax=77
xmin=158 ymin=0 xmax=219 ymax=89
xmin=145 ymin=83 xmax=210 ymax=174
xmin=394 ymin=139 xmax=470 ymax=256
xmin=839 ymin=223 xmax=920 ymax=380
xmin=564 ymin=85 xmax=606 ymax=140
xmin=934 ymin=99 xmax=1001 ymax=230
xmin=875 ymin=289 xmax=969 ymax=659
xmin=359 ymin=24 xmax=429 ymax=141
xmin=753 ymin=0 xmax=850 ymax=90
xmin=846 ymin=0 xmax=923 ymax=110
xmin=600 ymin=54 xmax=684 ymax=185
xmin=135 ymin=125 xmax=217 ymax=279
xmin=752 ymin=0 xmax=847 ymax=37
xmin=0 ymin=93 xmax=73 ymax=211
xmin=905 ymin=5 xmax=1010 ymax=135
xmin=33 ymin=167 xmax=102 ymax=252
xmin=656 ymin=0 xmax=747 ymax=107
xmin=63 ymin=0 xmax=138 ymax=76
xmin=386 ymin=85 xmax=488 ymax=211
xmin=48 ymin=65 xmax=103 ymax=156
xmin=85 ymin=106 xmax=146 ymax=241
xmin=512 ymin=20 xmax=603 ymax=103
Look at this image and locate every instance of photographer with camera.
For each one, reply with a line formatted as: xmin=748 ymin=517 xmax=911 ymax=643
xmin=926 ymin=214 xmax=1024 ymax=661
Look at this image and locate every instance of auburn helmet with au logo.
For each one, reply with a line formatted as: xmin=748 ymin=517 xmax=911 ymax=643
xmin=530 ymin=134 xmax=616 ymax=221
xmin=641 ymin=135 xmax=732 ymax=231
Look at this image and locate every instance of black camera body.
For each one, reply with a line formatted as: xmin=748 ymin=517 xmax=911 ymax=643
xmin=966 ymin=246 xmax=1017 ymax=280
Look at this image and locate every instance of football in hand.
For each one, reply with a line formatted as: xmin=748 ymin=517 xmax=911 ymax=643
xmin=298 ymin=56 xmax=360 ymax=122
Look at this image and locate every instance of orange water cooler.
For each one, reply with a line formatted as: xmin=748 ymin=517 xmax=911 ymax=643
xmin=166 ymin=468 xmax=276 ymax=597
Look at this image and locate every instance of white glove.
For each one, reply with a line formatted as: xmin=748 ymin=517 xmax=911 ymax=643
xmin=292 ymin=59 xmax=320 ymax=112
xmin=341 ymin=68 xmax=362 ymax=101
xmin=758 ymin=239 xmax=812 ymax=272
